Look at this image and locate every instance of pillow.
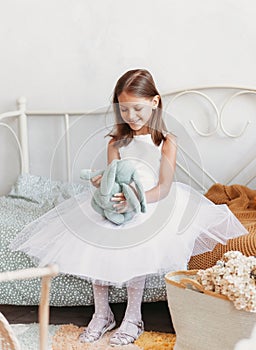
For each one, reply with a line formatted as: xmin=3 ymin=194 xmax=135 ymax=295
xmin=8 ymin=173 xmax=87 ymax=206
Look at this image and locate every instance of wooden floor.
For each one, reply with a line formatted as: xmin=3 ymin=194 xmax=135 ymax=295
xmin=0 ymin=301 xmax=174 ymax=333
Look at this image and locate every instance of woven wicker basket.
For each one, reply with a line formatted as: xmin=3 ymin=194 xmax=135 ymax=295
xmin=165 ymin=270 xmax=256 ymax=350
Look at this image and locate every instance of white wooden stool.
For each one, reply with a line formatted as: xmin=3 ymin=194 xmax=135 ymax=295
xmin=0 ymin=264 xmax=59 ymax=350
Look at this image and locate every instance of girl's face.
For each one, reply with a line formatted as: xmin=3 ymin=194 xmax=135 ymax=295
xmin=118 ymin=91 xmax=159 ymax=134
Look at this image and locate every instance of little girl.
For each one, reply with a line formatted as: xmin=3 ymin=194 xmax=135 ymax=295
xmin=10 ymin=69 xmax=248 ymax=346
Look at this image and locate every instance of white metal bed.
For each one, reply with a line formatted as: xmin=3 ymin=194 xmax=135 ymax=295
xmin=0 ymin=86 xmax=255 ymax=194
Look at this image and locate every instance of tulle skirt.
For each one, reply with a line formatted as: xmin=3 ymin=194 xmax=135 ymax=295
xmin=10 ymin=182 xmax=248 ymax=288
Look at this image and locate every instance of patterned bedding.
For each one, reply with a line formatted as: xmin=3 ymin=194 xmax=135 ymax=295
xmin=0 ymin=174 xmax=166 ymax=306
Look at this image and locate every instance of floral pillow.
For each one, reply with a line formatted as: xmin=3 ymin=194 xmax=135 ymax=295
xmin=8 ymin=173 xmax=87 ymax=206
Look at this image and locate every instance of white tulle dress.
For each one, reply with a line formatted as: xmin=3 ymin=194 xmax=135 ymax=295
xmin=10 ymin=134 xmax=248 ymax=287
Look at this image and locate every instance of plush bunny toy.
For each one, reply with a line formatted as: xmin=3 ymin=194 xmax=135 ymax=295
xmin=80 ymin=159 xmax=147 ymax=225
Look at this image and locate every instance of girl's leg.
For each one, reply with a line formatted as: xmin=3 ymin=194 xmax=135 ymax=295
xmin=110 ymin=277 xmax=145 ymax=346
xmin=79 ymin=283 xmax=116 ymax=343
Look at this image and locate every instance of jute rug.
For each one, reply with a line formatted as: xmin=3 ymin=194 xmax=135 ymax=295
xmin=11 ymin=323 xmax=176 ymax=350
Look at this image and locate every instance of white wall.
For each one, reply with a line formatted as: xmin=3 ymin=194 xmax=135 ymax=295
xmin=1 ymin=0 xmax=256 ymax=193
xmin=0 ymin=0 xmax=256 ymax=111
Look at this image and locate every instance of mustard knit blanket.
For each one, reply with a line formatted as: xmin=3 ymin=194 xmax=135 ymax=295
xmin=189 ymin=183 xmax=256 ymax=270
xmin=205 ymin=183 xmax=256 ymax=211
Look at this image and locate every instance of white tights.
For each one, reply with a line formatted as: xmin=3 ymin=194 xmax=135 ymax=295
xmin=79 ymin=278 xmax=146 ymax=343
xmin=92 ymin=277 xmax=145 ymax=326
xmin=93 ymin=284 xmax=110 ymax=318
xmin=124 ymin=278 xmax=146 ymax=322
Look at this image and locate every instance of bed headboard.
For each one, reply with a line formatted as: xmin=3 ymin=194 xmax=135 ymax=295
xmin=0 ymin=86 xmax=256 ymax=195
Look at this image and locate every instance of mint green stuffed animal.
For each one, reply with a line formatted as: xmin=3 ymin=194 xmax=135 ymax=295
xmin=80 ymin=159 xmax=147 ymax=225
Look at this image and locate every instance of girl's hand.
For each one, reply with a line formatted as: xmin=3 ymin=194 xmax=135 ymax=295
xmin=91 ymin=174 xmax=102 ymax=188
xmin=111 ymin=193 xmax=129 ymax=214
xmin=111 ymin=184 xmax=139 ymax=213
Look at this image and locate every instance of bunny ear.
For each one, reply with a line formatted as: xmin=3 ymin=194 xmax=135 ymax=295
xmin=80 ymin=168 xmax=104 ymax=180
xmin=100 ymin=159 xmax=118 ymax=195
xmin=132 ymin=172 xmax=147 ymax=212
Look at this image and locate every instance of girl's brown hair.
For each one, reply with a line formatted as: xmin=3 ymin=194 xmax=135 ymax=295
xmin=109 ymin=69 xmax=167 ymax=147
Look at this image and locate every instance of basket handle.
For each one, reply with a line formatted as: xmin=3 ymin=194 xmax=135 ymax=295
xmin=179 ymin=278 xmax=205 ymax=292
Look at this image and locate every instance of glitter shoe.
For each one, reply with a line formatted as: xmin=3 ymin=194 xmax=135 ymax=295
xmin=110 ymin=319 xmax=144 ymax=346
xmin=79 ymin=310 xmax=116 ymax=343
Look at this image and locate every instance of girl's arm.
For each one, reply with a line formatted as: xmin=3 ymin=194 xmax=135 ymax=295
xmin=107 ymin=138 xmax=120 ymax=163
xmin=91 ymin=138 xmax=120 ymax=188
xmin=145 ymin=134 xmax=177 ymax=203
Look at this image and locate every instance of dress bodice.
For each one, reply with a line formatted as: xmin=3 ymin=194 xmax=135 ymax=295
xmin=119 ymin=134 xmax=162 ymax=191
